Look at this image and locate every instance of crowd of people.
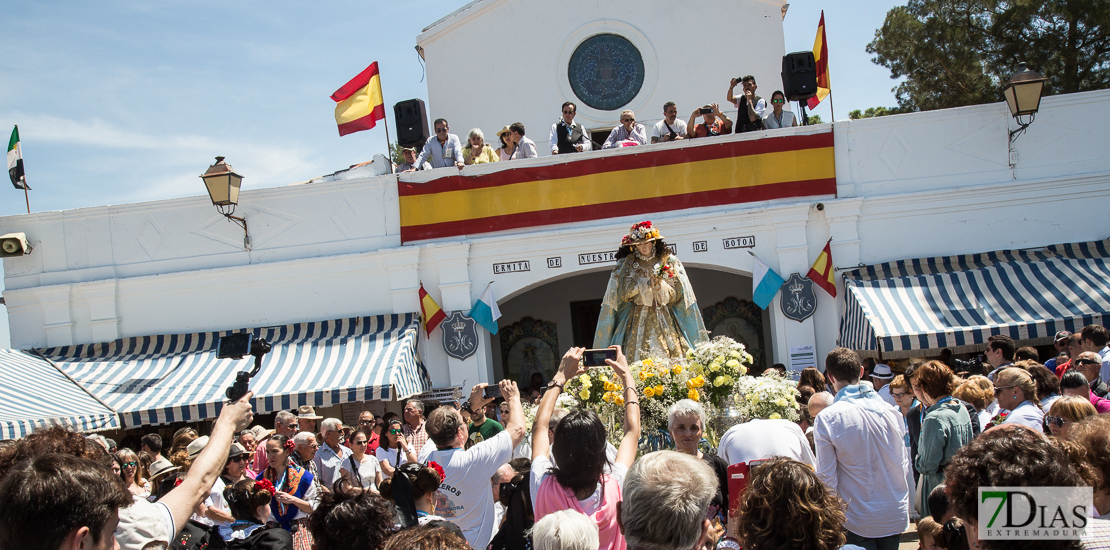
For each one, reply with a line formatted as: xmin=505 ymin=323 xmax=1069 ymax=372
xmin=5 ymin=324 xmax=1110 ymax=550
xmin=396 ymin=76 xmax=796 ymax=173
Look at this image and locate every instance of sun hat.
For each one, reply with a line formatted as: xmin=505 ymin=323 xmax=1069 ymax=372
xmin=297 ymin=405 xmax=323 ymax=420
xmin=871 ymin=364 xmax=895 ymax=379
xmin=186 ymin=435 xmax=210 ymax=459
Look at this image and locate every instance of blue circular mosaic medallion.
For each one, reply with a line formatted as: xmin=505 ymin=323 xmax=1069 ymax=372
xmin=568 ymin=34 xmax=645 ymax=111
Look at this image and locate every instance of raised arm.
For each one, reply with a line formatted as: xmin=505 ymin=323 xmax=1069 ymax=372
xmin=533 ymin=347 xmax=586 ymax=460
xmin=500 ymin=379 xmax=527 ymax=447
xmin=687 ymin=109 xmax=700 ymax=139
xmin=726 ymin=78 xmax=739 ymax=106
xmin=608 ymin=346 xmax=640 ymax=468
xmin=161 ymin=392 xmax=254 ymax=535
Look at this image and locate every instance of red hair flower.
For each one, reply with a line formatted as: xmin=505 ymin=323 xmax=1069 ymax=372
xmin=427 ymin=461 xmax=445 ymax=483
xmin=254 ymin=478 xmax=276 ymax=496
xmin=283 ymin=439 xmax=296 ymax=453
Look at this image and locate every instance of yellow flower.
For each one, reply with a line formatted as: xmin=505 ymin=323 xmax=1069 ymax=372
xmin=655 ymin=385 xmax=665 ymax=395
xmin=723 ymin=375 xmax=735 ymax=386
xmin=644 ymin=387 xmax=655 ymax=398
xmin=603 ymin=391 xmax=615 ymax=403
xmin=605 ymin=381 xmax=616 ymax=391
xmin=643 ymin=358 xmax=655 ymax=367
xmin=709 ymin=362 xmax=721 ymax=372
xmin=730 ymin=351 xmax=741 ymax=359
xmin=769 ymin=412 xmax=782 ymax=420
xmin=672 ymin=365 xmax=683 ymax=375
xmin=686 ymin=350 xmax=696 ymax=361
xmin=581 ymin=379 xmax=592 ymax=389
xmin=579 ymin=389 xmax=590 ymax=400
xmin=688 ymin=389 xmax=700 ymax=401
xmin=713 ymin=376 xmax=726 ymax=387
xmin=687 ymin=379 xmax=698 ymax=390
xmin=726 ymin=359 xmax=741 ymax=369
xmin=615 ymin=394 xmax=625 ymax=406
xmin=774 ymin=397 xmax=789 ymax=407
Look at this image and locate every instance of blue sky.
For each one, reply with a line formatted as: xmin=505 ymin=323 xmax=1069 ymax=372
xmin=0 ymin=0 xmax=906 ymax=347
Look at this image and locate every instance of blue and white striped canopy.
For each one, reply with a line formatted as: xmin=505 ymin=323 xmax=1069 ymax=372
xmin=0 ymin=349 xmax=120 ymax=439
xmin=839 ymin=240 xmax=1110 ymax=357
xmin=37 ymin=314 xmax=430 ymax=428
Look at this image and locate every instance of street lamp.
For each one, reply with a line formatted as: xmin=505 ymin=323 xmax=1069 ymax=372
xmin=200 ymin=156 xmax=250 ymax=250
xmin=1001 ymin=62 xmax=1046 ymax=145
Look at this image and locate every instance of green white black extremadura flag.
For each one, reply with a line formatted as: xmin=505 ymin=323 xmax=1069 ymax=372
xmin=8 ymin=126 xmax=29 ymax=190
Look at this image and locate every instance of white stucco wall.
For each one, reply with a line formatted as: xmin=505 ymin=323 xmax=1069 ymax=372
xmin=416 ymin=0 xmax=789 ymax=150
xmin=3 ymin=90 xmax=1109 ymax=389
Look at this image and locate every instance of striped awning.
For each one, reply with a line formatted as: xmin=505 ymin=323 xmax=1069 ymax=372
xmin=0 ymin=349 xmax=120 ymax=439
xmin=839 ymin=240 xmax=1110 ymax=358
xmin=37 ymin=314 xmax=430 ymax=428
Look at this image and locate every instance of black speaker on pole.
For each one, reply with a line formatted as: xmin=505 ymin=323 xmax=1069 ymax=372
xmin=781 ymin=51 xmax=818 ymax=102
xmin=394 ymin=99 xmax=429 ymax=148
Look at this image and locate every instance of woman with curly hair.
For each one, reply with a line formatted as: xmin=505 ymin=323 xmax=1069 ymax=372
xmin=734 ymin=456 xmax=863 ymax=550
xmin=258 ymin=434 xmax=317 ymax=550
xmin=308 ymin=482 xmax=396 ymax=550
xmin=378 ymin=461 xmax=447 ymax=525
xmin=220 ymin=478 xmax=294 ymax=549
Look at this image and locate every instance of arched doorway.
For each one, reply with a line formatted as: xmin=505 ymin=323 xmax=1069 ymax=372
xmin=492 ymin=267 xmax=771 ymax=383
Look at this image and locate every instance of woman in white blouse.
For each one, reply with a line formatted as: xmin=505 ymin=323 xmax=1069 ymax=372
xmin=341 ymin=428 xmax=384 ymax=493
xmin=375 ymin=418 xmax=417 ymax=477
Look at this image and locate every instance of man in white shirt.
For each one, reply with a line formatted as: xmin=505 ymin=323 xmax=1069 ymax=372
xmin=549 ymin=102 xmax=592 ymax=155
xmin=716 ymin=418 xmax=815 ymax=467
xmin=814 ymin=347 xmax=910 ymax=550
xmin=419 ymin=380 xmax=526 ymax=549
xmin=508 ymin=122 xmax=538 ymax=160
xmin=1079 ymin=324 xmax=1110 ymax=382
xmin=871 ymin=364 xmax=898 ymax=408
xmin=315 ymin=417 xmax=353 ymax=490
xmin=651 ymin=102 xmax=687 ymax=144
xmin=411 ymin=118 xmax=465 ymax=170
xmin=984 ymin=334 xmax=1015 ymax=382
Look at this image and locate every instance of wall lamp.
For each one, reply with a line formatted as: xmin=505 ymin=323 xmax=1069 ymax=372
xmin=1002 ymin=62 xmax=1046 ymax=146
xmin=200 ymin=156 xmax=250 ymax=250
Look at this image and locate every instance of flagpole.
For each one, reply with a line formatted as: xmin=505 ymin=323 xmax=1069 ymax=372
xmin=825 ymin=13 xmax=835 ymax=122
xmin=23 ymin=184 xmax=29 ymax=214
xmin=378 ymin=68 xmax=394 ymax=163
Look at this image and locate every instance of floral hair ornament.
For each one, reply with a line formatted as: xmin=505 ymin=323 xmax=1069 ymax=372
xmin=622 ymin=221 xmax=663 ymax=247
xmin=283 ymin=439 xmax=296 ymax=453
xmin=427 ymin=461 xmax=446 ymax=483
xmin=253 ymin=478 xmax=276 ymax=496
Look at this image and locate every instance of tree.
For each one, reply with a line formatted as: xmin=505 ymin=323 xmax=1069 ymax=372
xmin=867 ymin=0 xmax=1110 ymax=112
xmin=848 ymin=106 xmax=906 ymax=119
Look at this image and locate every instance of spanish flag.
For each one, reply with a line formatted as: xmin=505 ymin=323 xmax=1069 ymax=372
xmin=807 ymin=239 xmax=836 ymax=297
xmin=418 ymin=283 xmax=447 ymax=337
xmin=807 ymin=12 xmax=830 ymax=110
xmin=331 ymin=62 xmax=386 ymax=137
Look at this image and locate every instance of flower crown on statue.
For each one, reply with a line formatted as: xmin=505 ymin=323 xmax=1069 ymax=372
xmin=621 ymin=221 xmax=663 ymax=247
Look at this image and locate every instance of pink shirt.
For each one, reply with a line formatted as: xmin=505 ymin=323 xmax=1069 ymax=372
xmin=1090 ymin=394 xmax=1110 ymax=414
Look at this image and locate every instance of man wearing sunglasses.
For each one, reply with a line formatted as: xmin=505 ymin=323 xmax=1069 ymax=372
xmin=1072 ymin=352 xmax=1110 ymax=399
xmin=549 ymin=101 xmax=591 ymax=155
xmin=1079 ymin=324 xmax=1110 ymax=383
xmin=410 ymin=118 xmax=464 ymax=171
xmin=357 ymin=410 xmax=381 ymax=453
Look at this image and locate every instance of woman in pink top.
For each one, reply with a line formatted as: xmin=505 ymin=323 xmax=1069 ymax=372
xmin=531 ymin=346 xmax=641 ymax=550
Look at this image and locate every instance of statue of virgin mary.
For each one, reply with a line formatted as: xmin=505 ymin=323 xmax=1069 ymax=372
xmin=593 ymin=221 xmax=708 ymax=364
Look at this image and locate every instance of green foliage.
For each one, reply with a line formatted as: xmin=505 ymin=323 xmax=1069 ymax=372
xmin=804 ymin=114 xmax=825 ymax=125
xmin=848 ymin=106 xmax=906 ymax=119
xmin=388 ymin=141 xmax=404 ymax=165
xmin=867 ymin=0 xmax=1110 ymax=112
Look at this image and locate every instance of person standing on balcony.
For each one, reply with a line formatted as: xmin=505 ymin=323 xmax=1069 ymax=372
xmin=410 ymin=118 xmax=464 ymax=170
xmin=762 ymin=91 xmax=798 ymax=129
xmin=651 ymin=102 xmax=687 ymax=144
xmin=726 ymin=75 xmax=765 ymax=133
xmin=601 ymin=110 xmax=648 ymax=149
xmin=687 ymin=104 xmax=731 ymax=138
xmin=496 ymin=126 xmax=516 ymax=161
xmin=549 ymin=102 xmax=592 ymax=155
xmin=508 ymin=122 xmax=538 ymax=160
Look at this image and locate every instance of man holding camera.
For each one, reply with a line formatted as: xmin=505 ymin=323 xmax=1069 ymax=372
xmin=726 ymin=75 xmax=766 ymax=133
xmin=687 ymin=103 xmax=732 ymax=138
xmin=651 ymin=102 xmax=687 ymax=144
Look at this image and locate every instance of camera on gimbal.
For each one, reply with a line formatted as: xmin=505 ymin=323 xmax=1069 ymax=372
xmin=218 ymin=333 xmax=272 ymax=402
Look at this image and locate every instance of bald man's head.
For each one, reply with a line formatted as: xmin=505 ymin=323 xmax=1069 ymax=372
xmin=808 ymin=392 xmax=835 ymax=418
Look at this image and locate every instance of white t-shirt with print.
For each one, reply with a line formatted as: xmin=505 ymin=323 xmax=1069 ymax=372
xmin=421 ymin=430 xmax=514 ymax=550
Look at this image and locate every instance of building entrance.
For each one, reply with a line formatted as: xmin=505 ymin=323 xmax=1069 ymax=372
xmin=492 ymin=266 xmax=771 ymax=386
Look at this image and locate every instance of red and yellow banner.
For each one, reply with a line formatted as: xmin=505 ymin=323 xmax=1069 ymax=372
xmin=332 ymin=62 xmax=385 ymax=136
xmin=399 ymin=130 xmax=836 ymax=242
xmin=808 ymin=11 xmax=831 ymax=110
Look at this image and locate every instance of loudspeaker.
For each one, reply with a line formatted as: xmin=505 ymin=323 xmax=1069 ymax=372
xmin=781 ymin=51 xmax=818 ymax=102
xmin=0 ymin=232 xmax=31 ymax=257
xmin=394 ymin=99 xmax=429 ymax=148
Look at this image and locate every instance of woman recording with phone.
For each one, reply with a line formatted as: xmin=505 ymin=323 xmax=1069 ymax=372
xmin=376 ymin=418 xmax=417 ymax=478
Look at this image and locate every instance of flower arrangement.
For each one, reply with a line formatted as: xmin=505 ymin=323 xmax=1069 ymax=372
xmin=653 ymin=260 xmax=676 ymax=279
xmin=735 ymin=372 xmax=801 ymax=422
xmin=631 ymin=357 xmax=692 ymax=432
xmin=684 ymin=336 xmax=753 ymax=408
xmin=565 ymin=367 xmax=626 ymax=416
xmin=620 ymin=220 xmax=661 ymax=247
